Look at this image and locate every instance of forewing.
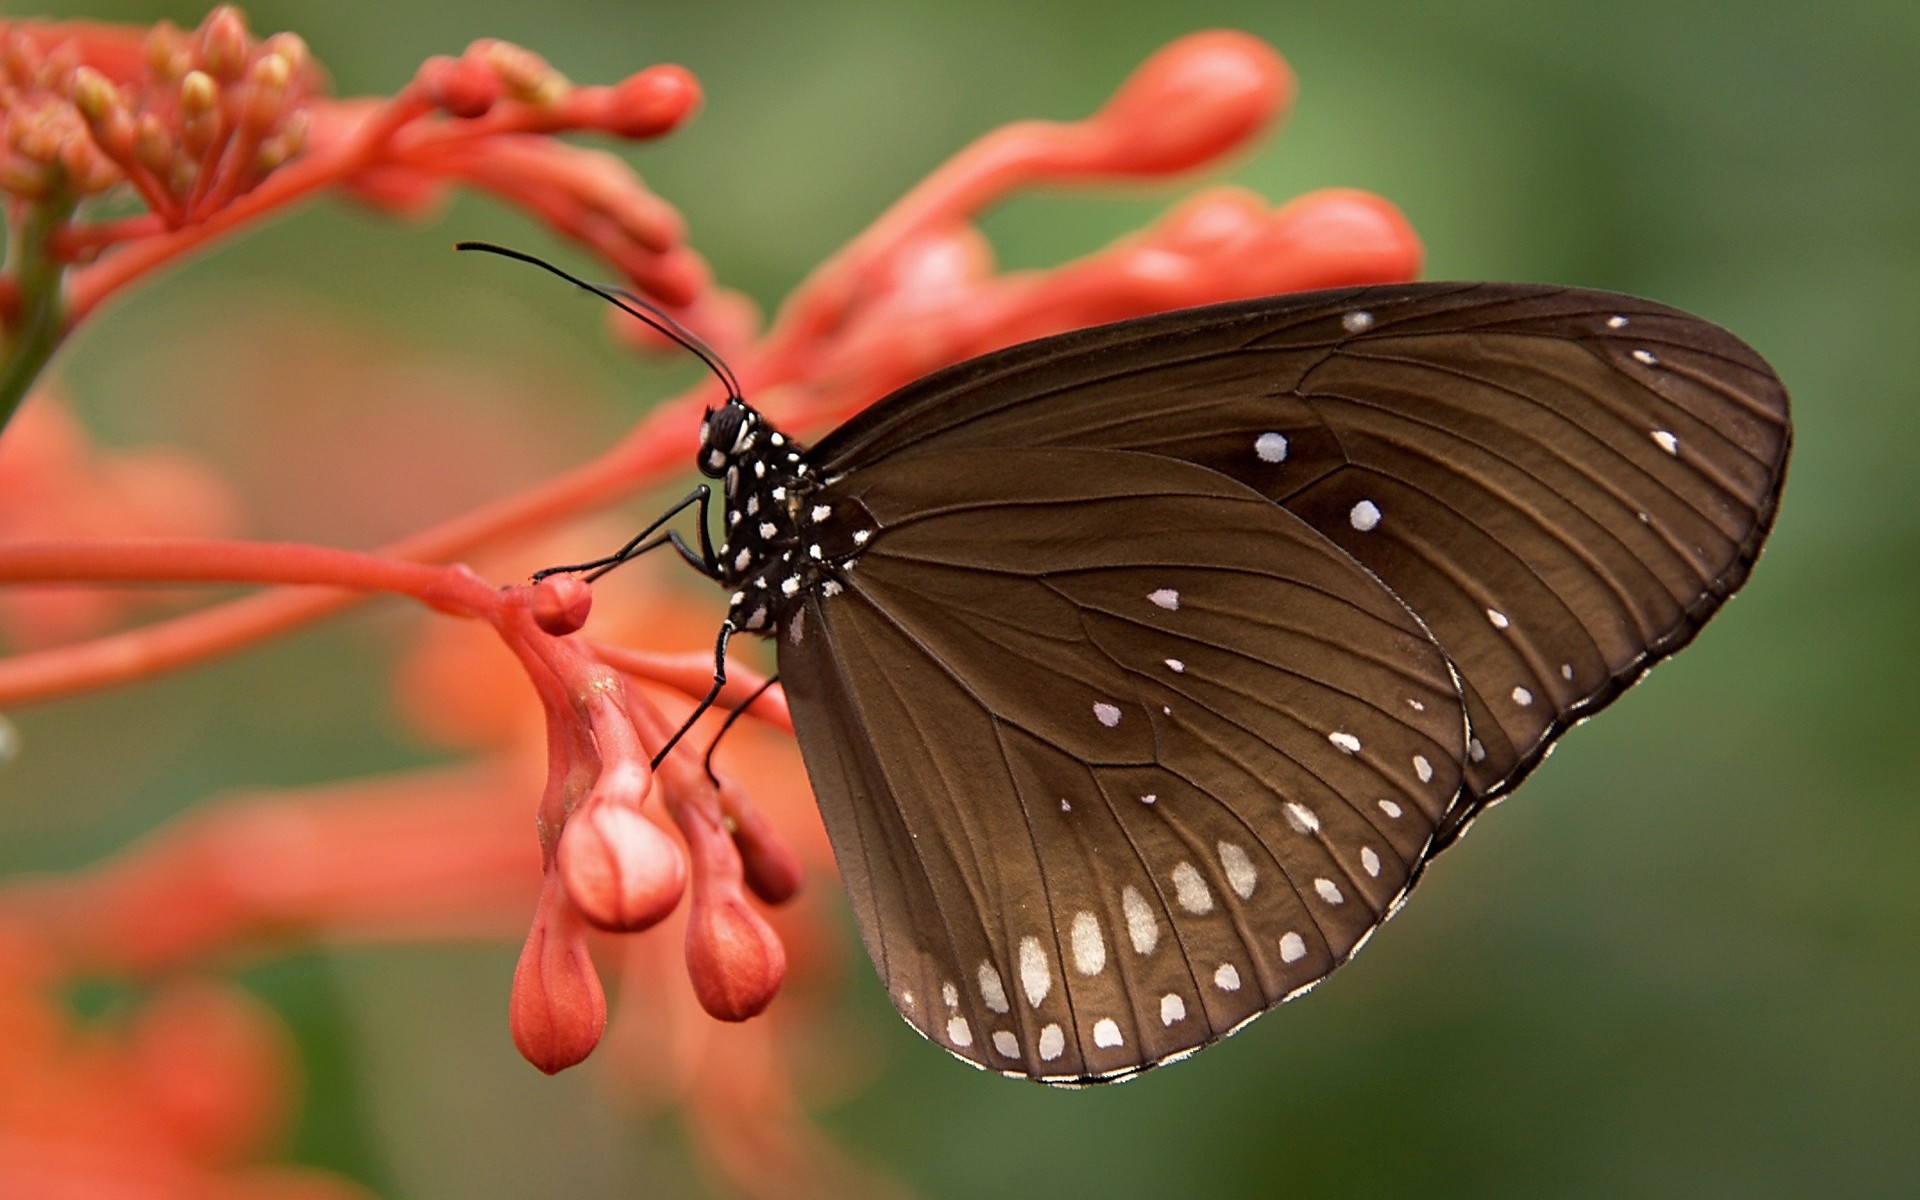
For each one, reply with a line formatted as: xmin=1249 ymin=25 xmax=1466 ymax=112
xmin=809 ymin=283 xmax=1791 ymax=836
xmin=779 ymin=448 xmax=1465 ymax=1083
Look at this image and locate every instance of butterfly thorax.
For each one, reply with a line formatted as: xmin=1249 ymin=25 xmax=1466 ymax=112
xmin=698 ymin=399 xmax=853 ymax=637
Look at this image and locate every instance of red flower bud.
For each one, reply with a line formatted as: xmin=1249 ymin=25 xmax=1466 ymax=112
xmin=557 ymin=797 xmax=686 ymax=931
xmin=603 ymin=64 xmax=700 ymax=138
xmin=685 ymin=892 xmax=786 ymax=1021
xmin=129 ymin=981 xmax=292 ymax=1164
xmin=197 ymin=6 xmax=251 ymax=82
xmin=510 ymin=874 xmax=607 ymax=1073
xmin=1083 ymin=30 xmax=1293 ymax=177
xmin=424 ymin=54 xmax=501 ymax=119
xmin=529 ymin=574 xmax=591 ymax=635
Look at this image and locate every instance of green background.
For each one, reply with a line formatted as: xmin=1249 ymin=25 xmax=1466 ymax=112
xmin=7 ymin=0 xmax=1918 ymax=1197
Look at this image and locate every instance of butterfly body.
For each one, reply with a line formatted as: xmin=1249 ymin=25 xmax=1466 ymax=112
xmin=693 ymin=281 xmax=1790 ymax=1084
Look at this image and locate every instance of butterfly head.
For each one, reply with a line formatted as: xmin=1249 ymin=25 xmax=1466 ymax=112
xmin=698 ymin=399 xmax=761 ymax=478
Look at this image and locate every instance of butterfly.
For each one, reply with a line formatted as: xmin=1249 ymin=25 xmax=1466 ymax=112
xmin=468 ymin=243 xmax=1791 ymax=1086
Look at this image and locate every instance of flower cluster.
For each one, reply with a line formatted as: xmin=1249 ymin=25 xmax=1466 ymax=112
xmin=0 ymin=14 xmax=1423 ymax=1195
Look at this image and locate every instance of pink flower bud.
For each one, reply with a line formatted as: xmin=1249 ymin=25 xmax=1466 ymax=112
xmin=557 ymin=798 xmax=686 ymax=931
xmin=529 ymin=574 xmax=591 ymax=635
xmin=424 ymin=54 xmax=500 ymax=119
xmin=197 ymin=6 xmax=251 ymax=82
xmin=510 ymin=875 xmax=607 ymax=1073
xmin=686 ymin=893 xmax=786 ymax=1021
xmin=1083 ymin=30 xmax=1293 ymax=177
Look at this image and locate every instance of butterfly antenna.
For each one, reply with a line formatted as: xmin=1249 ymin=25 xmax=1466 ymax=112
xmin=454 ymin=241 xmax=744 ymax=402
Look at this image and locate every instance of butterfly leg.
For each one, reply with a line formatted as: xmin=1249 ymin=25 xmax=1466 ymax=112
xmin=701 ymin=673 xmax=781 ymax=784
xmin=532 ymin=485 xmax=716 ymax=581
xmin=651 ymin=620 xmax=737 ymax=769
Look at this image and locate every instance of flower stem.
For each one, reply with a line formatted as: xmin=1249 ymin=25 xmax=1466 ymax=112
xmin=0 ymin=196 xmax=77 ymax=434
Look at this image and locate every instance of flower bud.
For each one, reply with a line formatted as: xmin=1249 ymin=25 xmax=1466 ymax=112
xmin=129 ymin=982 xmax=290 ymax=1164
xmin=510 ymin=875 xmax=607 ymax=1073
xmin=1083 ymin=30 xmax=1293 ymax=177
xmin=558 ymin=798 xmax=686 ymax=931
xmin=530 ymin=574 xmax=592 ymax=635
xmin=685 ymin=893 xmax=786 ymax=1021
xmin=424 ymin=54 xmax=501 ymax=119
xmin=198 ymin=6 xmax=252 ymax=82
xmin=603 ymin=64 xmax=700 ymax=138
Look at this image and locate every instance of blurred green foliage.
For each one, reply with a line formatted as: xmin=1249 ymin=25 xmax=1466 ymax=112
xmin=6 ymin=0 xmax=1917 ymax=1197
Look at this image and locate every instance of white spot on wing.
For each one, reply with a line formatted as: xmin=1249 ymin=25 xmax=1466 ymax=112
xmin=978 ymin=963 xmax=1009 ymax=1014
xmin=1139 ymin=793 xmax=1157 ymax=806
xmin=1413 ymin=754 xmax=1434 ymax=783
xmin=1070 ymin=911 xmax=1107 ymax=976
xmin=1361 ymin=847 xmax=1381 ymax=877
xmin=1349 ymin=499 xmax=1381 ymax=532
xmin=1171 ymin=862 xmax=1214 ymax=914
xmin=1342 ymin=309 xmax=1375 ymax=332
xmin=1018 ymin=937 xmax=1051 ymax=1007
xmin=1214 ymin=963 xmax=1242 ymax=992
xmin=810 ymin=503 xmax=831 ymax=521
xmin=1280 ymin=932 xmax=1307 ymax=963
xmin=1633 ymin=348 xmax=1659 ymax=365
xmin=1329 ymin=730 xmax=1361 ymax=754
xmin=1652 ymin=429 xmax=1679 ymax=454
xmin=1512 ymin=686 xmax=1533 ymax=707
xmin=1378 ymin=798 xmax=1403 ymax=818
xmin=1121 ymin=885 xmax=1159 ymax=955
xmin=1218 ymin=842 xmax=1258 ymax=899
xmin=1160 ymin=993 xmax=1187 ymax=1025
xmin=1469 ymin=738 xmax=1487 ymax=763
xmin=1487 ymin=608 xmax=1510 ymax=629
xmin=947 ymin=1016 xmax=972 ymax=1047
xmin=1284 ymin=802 xmax=1320 ymax=834
xmin=852 ymin=529 xmax=871 ymax=546
xmin=1093 ymin=702 xmax=1122 ymax=728
xmin=1561 ymin=663 xmax=1575 ymax=681
xmin=1255 ymin=432 xmax=1289 ymax=463
xmin=992 ymin=1030 xmax=1019 ymax=1058
xmin=1314 ymin=878 xmax=1345 ymax=905
xmin=1164 ymin=658 xmax=1185 ymax=673
xmin=1038 ymin=1023 xmax=1065 ymax=1060
xmin=942 ymin=982 xmax=959 ymax=1009
xmin=1608 ymin=314 xmax=1629 ymax=328
xmin=1148 ymin=588 xmax=1180 ymax=611
xmin=1093 ymin=1018 xmax=1124 ymax=1048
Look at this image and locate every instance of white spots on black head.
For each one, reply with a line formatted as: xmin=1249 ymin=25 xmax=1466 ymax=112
xmin=733 ymin=548 xmax=753 ymax=573
xmin=769 ymin=432 xmax=785 ymax=447
xmin=1038 ymin=1023 xmax=1066 ymax=1061
xmin=1018 ymin=937 xmax=1051 ymax=1007
xmin=808 ymin=544 xmax=823 ymax=560
xmin=1652 ymin=429 xmax=1679 ymax=455
xmin=758 ymin=521 xmax=777 ymax=540
xmin=744 ymin=494 xmax=759 ymax=517
xmin=1284 ymin=802 xmax=1320 ymax=834
xmin=1349 ymin=499 xmax=1381 ymax=532
xmin=1093 ymin=1018 xmax=1124 ymax=1049
xmin=745 ymin=606 xmax=768 ymax=631
xmin=1171 ymin=861 xmax=1214 ymax=914
xmin=1512 ymin=685 xmax=1534 ymax=707
xmin=705 ymin=449 xmax=726 ymax=471
xmin=1093 ymin=702 xmax=1122 ymax=728
xmin=753 ymin=461 xmax=766 ymax=479
xmin=1329 ymin=730 xmax=1361 ymax=754
xmin=1314 ymin=878 xmax=1345 ymax=905
xmin=1342 ymin=309 xmax=1375 ymax=333
xmin=991 ymin=1030 xmax=1019 ymax=1058
xmin=1255 ymin=432 xmax=1290 ymax=463
xmin=1561 ymin=663 xmax=1575 ymax=681
xmin=852 ymin=529 xmax=871 ymax=546
xmin=978 ymin=962 xmax=1009 ymax=1014
xmin=1160 ymin=993 xmax=1187 ymax=1026
xmin=1148 ymin=587 xmax=1180 ymax=611
xmin=1412 ymin=754 xmax=1434 ymax=784
xmin=1218 ymin=841 xmax=1258 ymax=899
xmin=1164 ymin=658 xmax=1186 ymax=674
xmin=1361 ymin=847 xmax=1381 ymax=877
xmin=1139 ymin=792 xmax=1158 ymax=806
xmin=770 ymin=485 xmax=786 ymax=502
xmin=1633 ymin=348 xmax=1659 ymax=366
xmin=1213 ymin=963 xmax=1242 ymax=992
xmin=1487 ymin=608 xmax=1511 ymax=630
xmin=1378 ymin=798 xmax=1403 ymax=819
xmin=1121 ymin=885 xmax=1159 ymax=954
xmin=729 ymin=590 xmax=745 ymax=606
xmin=1279 ymin=932 xmax=1308 ymax=963
xmin=946 ymin=1016 xmax=973 ymax=1047
xmin=1468 ymin=737 xmax=1487 ymax=763
xmin=1608 ymin=314 xmax=1630 ymax=329
xmin=1070 ymin=911 xmax=1107 ymax=976
xmin=780 ymin=575 xmax=801 ymax=598
xmin=810 ymin=503 xmax=831 ymax=522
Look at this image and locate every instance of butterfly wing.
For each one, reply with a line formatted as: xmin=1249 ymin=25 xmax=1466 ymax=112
xmin=808 ymin=283 xmax=1791 ymax=839
xmin=779 ymin=447 xmax=1467 ymax=1082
